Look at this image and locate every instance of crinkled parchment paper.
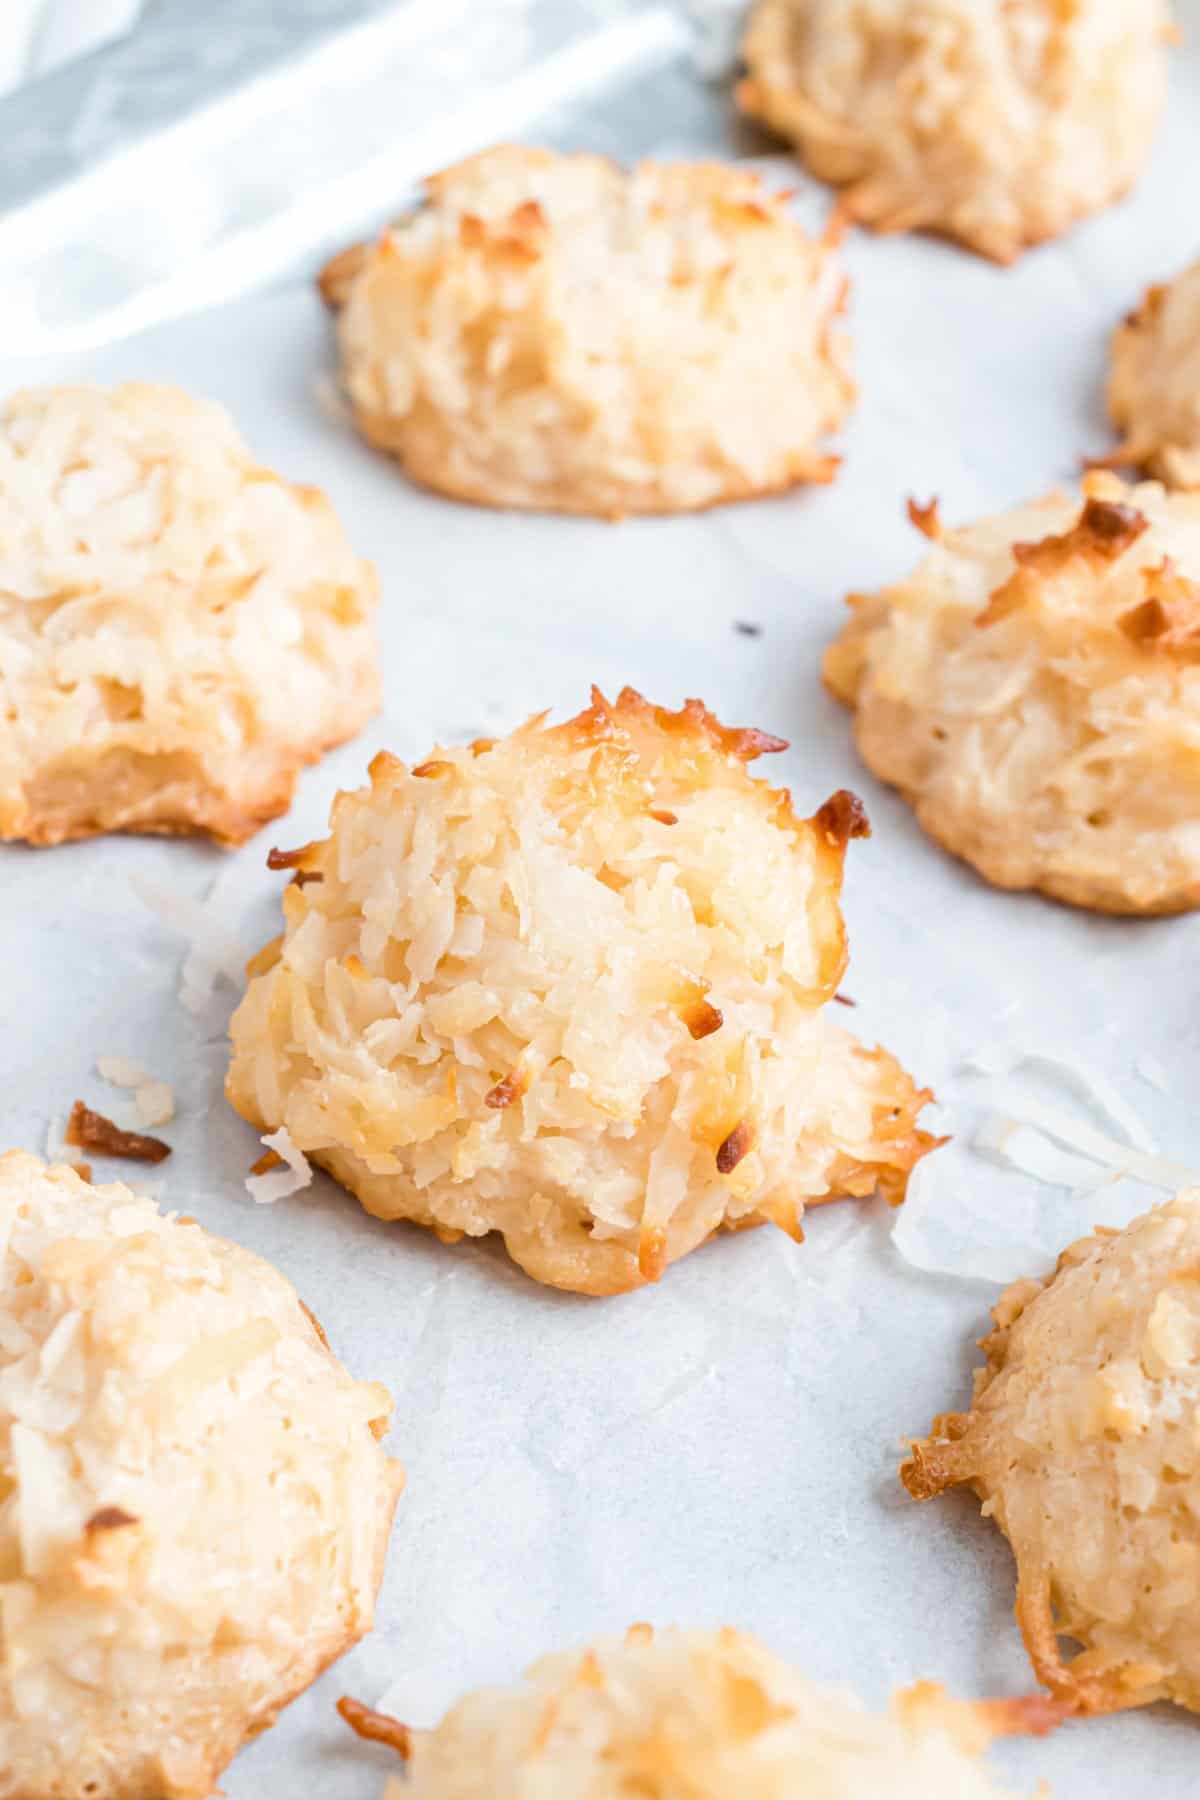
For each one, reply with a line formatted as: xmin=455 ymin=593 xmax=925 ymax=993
xmin=3 ymin=17 xmax=1200 ymax=1794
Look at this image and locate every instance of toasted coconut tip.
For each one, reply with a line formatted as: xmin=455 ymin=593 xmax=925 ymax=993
xmin=65 ymin=1101 xmax=171 ymax=1165
xmin=484 ymin=1066 xmax=529 ymax=1110
xmin=1012 ymin=497 xmax=1148 ymax=571
xmin=317 ymin=240 xmax=368 ymax=311
xmin=561 ymin=686 xmax=788 ymax=763
xmin=337 ymin=1696 xmax=412 ymax=1761
xmin=1079 ymin=497 xmax=1148 ymax=548
xmin=84 ymin=1506 xmax=139 ymax=1534
xmin=266 ymin=843 xmax=315 ymax=871
xmin=684 ymin=999 xmax=724 ymax=1041
xmin=979 ymin=1692 xmax=1069 ymax=1739
xmin=899 ymin=1422 xmax=969 ymax=1500
xmin=906 ymin=496 xmax=942 ymax=540
xmin=814 ymin=788 xmax=870 ymax=846
xmin=638 ymin=1226 xmax=668 ymax=1282
xmin=249 ymin=1147 xmax=286 ymax=1177
xmin=716 ymin=1119 xmax=756 ymax=1174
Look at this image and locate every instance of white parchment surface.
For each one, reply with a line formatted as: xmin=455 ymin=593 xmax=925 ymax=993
xmin=3 ymin=24 xmax=1200 ymax=1796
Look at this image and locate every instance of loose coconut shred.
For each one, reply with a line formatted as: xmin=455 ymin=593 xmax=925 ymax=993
xmin=892 ymin=1046 xmax=1200 ymax=1285
xmin=245 ymin=1127 xmax=314 ymax=1205
xmin=65 ymin=1100 xmax=171 ymax=1165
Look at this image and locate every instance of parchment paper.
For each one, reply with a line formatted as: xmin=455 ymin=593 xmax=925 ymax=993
xmin=3 ymin=20 xmax=1200 ymax=1794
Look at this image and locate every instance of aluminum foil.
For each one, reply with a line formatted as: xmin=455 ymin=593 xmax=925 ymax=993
xmin=0 ymin=0 xmax=692 ymax=355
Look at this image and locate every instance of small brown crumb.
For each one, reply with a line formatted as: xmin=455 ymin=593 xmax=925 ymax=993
xmin=291 ymin=870 xmax=323 ymax=888
xmin=815 ymin=789 xmax=871 ymax=846
xmin=250 ymin=1148 xmax=285 ymax=1177
xmin=411 ymin=759 xmax=453 ymax=779
xmin=648 ymin=808 xmax=678 ymax=825
xmin=485 ymin=1066 xmax=528 ymax=1110
xmin=70 ymin=1162 xmax=93 ymax=1183
xmin=85 ymin=1506 xmax=138 ymax=1535
xmin=337 ymin=1696 xmax=411 ymax=1761
xmin=833 ymin=992 xmax=857 ymax=1008
xmin=907 ymin=496 xmax=942 ymax=540
xmin=66 ymin=1101 xmax=170 ymax=1165
xmin=716 ymin=1119 xmax=756 ymax=1174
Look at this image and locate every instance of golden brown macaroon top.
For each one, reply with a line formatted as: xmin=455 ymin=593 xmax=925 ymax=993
xmin=319 ymin=146 xmax=854 ymax=516
xmin=228 ymin=687 xmax=936 ymax=1294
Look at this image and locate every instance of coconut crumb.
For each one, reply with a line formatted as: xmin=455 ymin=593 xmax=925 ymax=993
xmin=245 ymin=1129 xmax=313 ymax=1205
xmin=131 ymin=875 xmax=250 ymax=1016
xmin=135 ymin=1083 xmax=176 ymax=1129
xmin=337 ymin=1695 xmax=411 ymax=1760
xmin=65 ymin=1102 xmax=171 ymax=1166
xmin=96 ymin=1056 xmax=151 ymax=1090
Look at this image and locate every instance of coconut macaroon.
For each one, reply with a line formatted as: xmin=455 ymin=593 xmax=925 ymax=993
xmin=737 ymin=0 xmax=1172 ymax=265
xmin=342 ymin=1623 xmax=1053 ymax=1796
xmin=0 ymin=1151 xmax=404 ymax=1800
xmin=226 ymin=687 xmax=936 ymax=1295
xmin=0 ymin=382 xmax=379 ymax=847
xmin=824 ymin=473 xmax=1200 ymax=914
xmin=1105 ymin=260 xmax=1200 ymax=490
xmin=903 ymin=1193 xmax=1200 ymax=1718
xmin=317 ymin=146 xmax=854 ymax=516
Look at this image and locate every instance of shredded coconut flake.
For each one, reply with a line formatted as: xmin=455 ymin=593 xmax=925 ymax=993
xmin=135 ymin=1083 xmax=175 ymax=1129
xmin=131 ymin=875 xmax=249 ymax=1014
xmin=890 ymin=1155 xmax=1046 ymax=1287
xmin=961 ymin=1048 xmax=1158 ymax=1151
xmin=96 ymin=1056 xmax=151 ymax=1090
xmin=972 ymin=1116 xmax=1112 ymax=1192
xmin=979 ymin=1089 xmax=1196 ymax=1191
xmin=245 ymin=1129 xmax=313 ymax=1205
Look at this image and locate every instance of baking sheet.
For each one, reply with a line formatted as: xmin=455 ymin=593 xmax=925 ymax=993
xmin=3 ymin=18 xmax=1200 ymax=1796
